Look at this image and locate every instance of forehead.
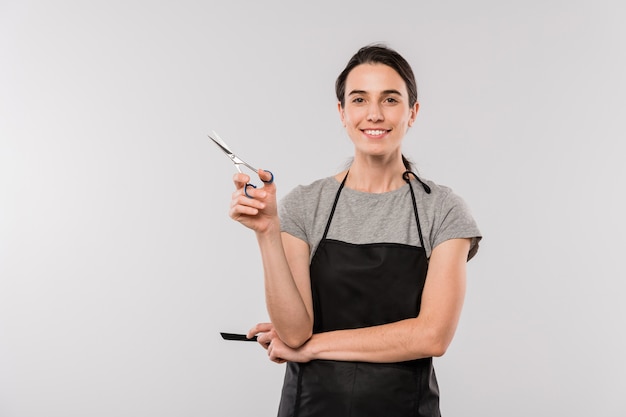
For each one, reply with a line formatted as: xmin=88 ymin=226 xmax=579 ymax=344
xmin=345 ymin=63 xmax=407 ymax=94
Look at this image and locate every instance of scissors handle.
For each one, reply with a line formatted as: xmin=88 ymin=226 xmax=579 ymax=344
xmin=261 ymin=170 xmax=274 ymax=184
xmin=243 ymin=170 xmax=274 ymax=198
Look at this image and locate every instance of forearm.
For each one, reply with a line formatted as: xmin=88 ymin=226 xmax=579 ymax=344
xmin=256 ymin=226 xmax=312 ymax=347
xmin=304 ymin=316 xmax=453 ymax=363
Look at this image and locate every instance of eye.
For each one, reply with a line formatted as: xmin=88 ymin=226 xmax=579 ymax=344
xmin=352 ymin=97 xmax=365 ymax=103
xmin=384 ymin=97 xmax=399 ymax=104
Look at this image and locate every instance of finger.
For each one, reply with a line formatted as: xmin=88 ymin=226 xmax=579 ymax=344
xmin=243 ymin=183 xmax=256 ymax=199
xmin=258 ymin=169 xmax=274 ymax=184
xmin=232 ymin=184 xmax=267 ymax=203
xmin=268 ymin=345 xmax=286 ymax=364
xmin=230 ymin=189 xmax=266 ymax=213
xmin=229 ymin=201 xmax=262 ymax=220
xmin=232 ymin=172 xmax=250 ymax=188
xmin=229 ymin=205 xmax=259 ymax=219
xmin=247 ymin=322 xmax=273 ymax=339
xmin=256 ymin=333 xmax=272 ymax=349
xmin=256 ymin=334 xmax=269 ymax=349
xmin=243 ymin=184 xmax=269 ymax=201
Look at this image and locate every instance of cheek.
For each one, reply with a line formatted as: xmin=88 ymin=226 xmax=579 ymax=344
xmin=343 ymin=108 xmax=365 ymax=125
xmin=341 ymin=112 xmax=352 ymax=127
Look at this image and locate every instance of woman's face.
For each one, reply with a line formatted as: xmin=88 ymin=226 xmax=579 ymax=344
xmin=339 ymin=63 xmax=418 ymax=160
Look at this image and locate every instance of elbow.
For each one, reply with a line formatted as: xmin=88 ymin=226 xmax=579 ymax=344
xmin=420 ymin=326 xmax=453 ymax=358
xmin=429 ymin=340 xmax=449 ymax=358
xmin=279 ymin=328 xmax=313 ymax=349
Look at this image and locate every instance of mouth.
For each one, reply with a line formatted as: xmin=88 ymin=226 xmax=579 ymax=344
xmin=362 ymin=129 xmax=390 ymax=137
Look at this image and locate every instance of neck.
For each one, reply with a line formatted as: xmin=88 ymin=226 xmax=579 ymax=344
xmin=339 ymin=158 xmax=408 ymax=193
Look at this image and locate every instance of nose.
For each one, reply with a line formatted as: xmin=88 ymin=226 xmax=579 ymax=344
xmin=367 ymin=103 xmax=384 ymax=122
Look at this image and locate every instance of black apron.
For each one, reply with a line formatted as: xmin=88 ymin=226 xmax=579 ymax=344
xmin=277 ymin=172 xmax=440 ymax=417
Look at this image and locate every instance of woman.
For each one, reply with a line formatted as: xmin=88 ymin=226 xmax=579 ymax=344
xmin=229 ymin=44 xmax=481 ymax=417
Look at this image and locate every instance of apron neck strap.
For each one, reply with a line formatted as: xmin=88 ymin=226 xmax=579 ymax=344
xmin=321 ymin=171 xmax=349 ymax=240
xmin=404 ymin=172 xmax=427 ymax=250
xmin=402 ymin=170 xmax=431 ymax=194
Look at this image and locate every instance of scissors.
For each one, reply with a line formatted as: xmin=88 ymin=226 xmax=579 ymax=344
xmin=208 ymin=130 xmax=274 ymax=198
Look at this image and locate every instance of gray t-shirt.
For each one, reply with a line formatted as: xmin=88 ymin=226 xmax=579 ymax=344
xmin=279 ymin=176 xmax=481 ymax=261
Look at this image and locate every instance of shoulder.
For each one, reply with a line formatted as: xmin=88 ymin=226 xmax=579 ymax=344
xmin=414 ymin=176 xmax=482 ymax=260
xmin=279 ymin=175 xmax=339 ymax=221
xmin=278 ymin=175 xmax=340 ymax=245
xmin=413 ymin=174 xmax=473 ymax=203
xmin=412 ymin=177 xmax=458 ymax=208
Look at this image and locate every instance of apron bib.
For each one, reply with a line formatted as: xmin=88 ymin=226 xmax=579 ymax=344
xmin=277 ymin=172 xmax=440 ymax=417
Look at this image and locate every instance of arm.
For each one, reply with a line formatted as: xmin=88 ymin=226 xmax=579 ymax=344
xmin=260 ymin=238 xmax=470 ymax=363
xmin=229 ymin=172 xmax=313 ymax=347
xmin=255 ymin=231 xmax=313 ymax=347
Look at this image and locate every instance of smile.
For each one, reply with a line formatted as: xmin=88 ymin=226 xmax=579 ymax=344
xmin=363 ymin=129 xmax=388 ymax=136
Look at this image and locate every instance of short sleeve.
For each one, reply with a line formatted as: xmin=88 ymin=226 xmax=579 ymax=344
xmin=278 ymin=185 xmax=309 ymax=243
xmin=431 ymin=190 xmax=482 ymax=261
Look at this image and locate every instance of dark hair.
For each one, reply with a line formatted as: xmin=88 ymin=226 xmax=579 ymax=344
xmin=335 ymin=43 xmax=418 ymax=108
xmin=336 ymin=44 xmax=419 ymax=172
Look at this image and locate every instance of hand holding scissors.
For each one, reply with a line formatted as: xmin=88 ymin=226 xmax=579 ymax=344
xmin=208 ymin=130 xmax=274 ymax=198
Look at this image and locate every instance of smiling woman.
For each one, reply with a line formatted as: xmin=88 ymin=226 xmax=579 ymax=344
xmin=338 ymin=62 xmax=418 ymax=187
xmin=227 ymin=44 xmax=482 ymax=417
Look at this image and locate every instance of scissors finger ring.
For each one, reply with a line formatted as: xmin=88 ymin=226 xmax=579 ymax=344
xmin=261 ymin=170 xmax=274 ymax=184
xmin=244 ymin=183 xmax=256 ymax=198
xmin=243 ymin=170 xmax=274 ymax=198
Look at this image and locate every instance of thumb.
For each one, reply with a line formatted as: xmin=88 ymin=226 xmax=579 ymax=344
xmin=258 ymin=169 xmax=274 ymax=185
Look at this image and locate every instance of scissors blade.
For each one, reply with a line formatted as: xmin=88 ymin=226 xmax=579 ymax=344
xmin=208 ymin=131 xmax=235 ymax=156
xmin=208 ymin=130 xmax=258 ymax=173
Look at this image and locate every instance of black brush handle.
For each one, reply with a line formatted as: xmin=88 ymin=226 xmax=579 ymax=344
xmin=220 ymin=332 xmax=258 ymax=342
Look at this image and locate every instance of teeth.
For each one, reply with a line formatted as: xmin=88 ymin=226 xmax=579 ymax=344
xmin=365 ymin=129 xmax=386 ymax=135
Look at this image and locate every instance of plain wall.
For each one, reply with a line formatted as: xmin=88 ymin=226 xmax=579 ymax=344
xmin=1 ymin=1 xmax=625 ymax=416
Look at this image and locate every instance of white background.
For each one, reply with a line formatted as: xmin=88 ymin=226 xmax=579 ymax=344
xmin=1 ymin=1 xmax=625 ymax=416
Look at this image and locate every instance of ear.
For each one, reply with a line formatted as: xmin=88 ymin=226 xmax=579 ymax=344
xmin=337 ymin=101 xmax=346 ymax=126
xmin=408 ymin=102 xmax=419 ymax=127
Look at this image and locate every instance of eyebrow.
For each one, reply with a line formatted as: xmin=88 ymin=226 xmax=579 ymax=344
xmin=348 ymin=89 xmax=403 ymax=96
